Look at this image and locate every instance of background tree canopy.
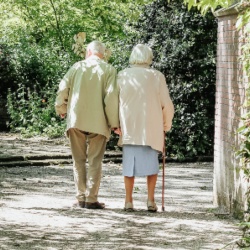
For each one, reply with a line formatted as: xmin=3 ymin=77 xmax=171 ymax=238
xmin=0 ymin=0 xmax=217 ymax=159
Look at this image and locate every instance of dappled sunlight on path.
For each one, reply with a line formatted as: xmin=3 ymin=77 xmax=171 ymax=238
xmin=0 ymin=162 xmax=241 ymax=249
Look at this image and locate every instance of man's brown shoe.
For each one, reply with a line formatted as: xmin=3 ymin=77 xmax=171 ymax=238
xmin=73 ymin=201 xmax=85 ymax=208
xmin=85 ymin=201 xmax=105 ymax=209
xmin=78 ymin=201 xmax=85 ymax=208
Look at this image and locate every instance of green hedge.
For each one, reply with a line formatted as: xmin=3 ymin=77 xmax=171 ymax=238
xmin=5 ymin=40 xmax=73 ymax=137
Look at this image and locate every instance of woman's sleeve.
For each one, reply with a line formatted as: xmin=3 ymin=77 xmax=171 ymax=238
xmin=159 ymin=74 xmax=174 ymax=132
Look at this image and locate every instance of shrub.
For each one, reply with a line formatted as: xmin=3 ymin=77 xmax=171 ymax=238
xmin=6 ymin=40 xmax=72 ymax=137
xmin=0 ymin=44 xmax=15 ymax=98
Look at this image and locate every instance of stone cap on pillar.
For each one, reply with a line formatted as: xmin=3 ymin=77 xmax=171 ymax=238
xmin=213 ymin=1 xmax=244 ymax=17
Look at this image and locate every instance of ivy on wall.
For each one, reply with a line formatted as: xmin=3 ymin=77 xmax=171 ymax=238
xmin=234 ymin=3 xmax=250 ymax=247
xmin=236 ymin=3 xmax=250 ymax=170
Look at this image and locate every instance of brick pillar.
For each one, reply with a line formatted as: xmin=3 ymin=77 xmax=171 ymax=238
xmin=214 ymin=5 xmax=248 ymax=216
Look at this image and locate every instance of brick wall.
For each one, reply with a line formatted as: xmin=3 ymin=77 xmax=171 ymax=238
xmin=214 ymin=5 xmax=248 ymax=215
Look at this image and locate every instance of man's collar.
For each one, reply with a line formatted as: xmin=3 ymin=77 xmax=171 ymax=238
xmin=130 ymin=64 xmax=150 ymax=69
xmin=86 ymin=55 xmax=103 ymax=60
xmin=87 ymin=55 xmax=99 ymax=59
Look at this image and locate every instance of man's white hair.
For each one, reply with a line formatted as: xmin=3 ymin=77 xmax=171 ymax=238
xmin=129 ymin=44 xmax=153 ymax=65
xmin=87 ymin=41 xmax=106 ymax=56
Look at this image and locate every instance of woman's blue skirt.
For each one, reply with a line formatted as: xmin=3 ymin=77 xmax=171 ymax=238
xmin=122 ymin=145 xmax=159 ymax=177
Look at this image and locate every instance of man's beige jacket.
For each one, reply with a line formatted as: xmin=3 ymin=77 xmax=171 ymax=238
xmin=118 ymin=65 xmax=174 ymax=152
xmin=55 ymin=55 xmax=119 ymax=140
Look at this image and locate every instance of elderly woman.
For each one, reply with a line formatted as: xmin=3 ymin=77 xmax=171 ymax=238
xmin=117 ymin=44 xmax=174 ymax=212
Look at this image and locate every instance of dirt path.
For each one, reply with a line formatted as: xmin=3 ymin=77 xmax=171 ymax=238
xmin=0 ymin=134 xmax=242 ymax=249
xmin=0 ymin=162 xmax=242 ymax=250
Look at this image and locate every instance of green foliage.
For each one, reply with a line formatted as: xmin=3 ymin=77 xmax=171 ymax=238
xmin=237 ymin=221 xmax=250 ymax=248
xmin=1 ymin=0 xmax=217 ymax=159
xmin=0 ymin=0 xmax=151 ymax=49
xmin=121 ymin=0 xmax=217 ymax=159
xmin=1 ymin=0 xmax=151 ymax=138
xmin=5 ymin=40 xmax=70 ymax=137
xmin=2 ymin=0 xmax=218 ymax=158
xmin=7 ymin=83 xmax=66 ymax=138
xmin=182 ymin=0 xmax=233 ymax=14
xmin=237 ymin=115 xmax=250 ymax=171
xmin=234 ymin=5 xmax=250 ymax=245
xmin=1 ymin=33 xmax=75 ymax=96
xmin=0 ymin=44 xmax=15 ymax=97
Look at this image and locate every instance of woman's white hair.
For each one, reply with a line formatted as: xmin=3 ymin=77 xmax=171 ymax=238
xmin=87 ymin=41 xmax=106 ymax=56
xmin=129 ymin=44 xmax=153 ymax=65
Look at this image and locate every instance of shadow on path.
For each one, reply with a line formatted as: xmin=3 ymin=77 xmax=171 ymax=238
xmin=0 ymin=162 xmax=241 ymax=250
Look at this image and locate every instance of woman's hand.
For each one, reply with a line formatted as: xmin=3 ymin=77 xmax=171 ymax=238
xmin=113 ymin=128 xmax=122 ymax=136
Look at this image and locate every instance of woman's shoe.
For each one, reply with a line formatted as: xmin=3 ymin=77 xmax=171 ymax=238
xmin=147 ymin=200 xmax=158 ymax=212
xmin=124 ymin=202 xmax=134 ymax=212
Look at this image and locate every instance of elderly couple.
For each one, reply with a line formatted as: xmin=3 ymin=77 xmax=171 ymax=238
xmin=55 ymin=41 xmax=174 ymax=212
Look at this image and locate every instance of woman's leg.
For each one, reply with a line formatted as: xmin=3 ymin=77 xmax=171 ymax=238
xmin=124 ymin=176 xmax=135 ymax=203
xmin=147 ymin=174 xmax=158 ymax=212
xmin=147 ymin=174 xmax=158 ymax=202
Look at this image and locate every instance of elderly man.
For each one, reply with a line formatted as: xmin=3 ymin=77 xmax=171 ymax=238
xmin=55 ymin=41 xmax=119 ymax=209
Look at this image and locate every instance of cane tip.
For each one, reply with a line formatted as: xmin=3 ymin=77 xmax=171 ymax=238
xmin=162 ymin=206 xmax=165 ymax=212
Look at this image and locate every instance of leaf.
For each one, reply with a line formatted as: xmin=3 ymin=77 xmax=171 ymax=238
xmin=237 ymin=125 xmax=248 ymax=133
xmin=187 ymin=0 xmax=197 ymax=10
xmin=236 ymin=15 xmax=243 ymax=30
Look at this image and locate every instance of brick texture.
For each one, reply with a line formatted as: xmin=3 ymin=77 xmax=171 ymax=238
xmin=213 ymin=12 xmax=248 ymax=215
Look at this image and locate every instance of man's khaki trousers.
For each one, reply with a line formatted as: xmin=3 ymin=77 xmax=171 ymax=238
xmin=68 ymin=128 xmax=107 ymax=203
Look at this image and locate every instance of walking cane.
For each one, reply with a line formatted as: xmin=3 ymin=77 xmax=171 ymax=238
xmin=162 ymin=131 xmax=166 ymax=212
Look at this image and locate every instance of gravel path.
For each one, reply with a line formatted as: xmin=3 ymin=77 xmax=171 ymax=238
xmin=0 ymin=133 xmax=242 ymax=250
